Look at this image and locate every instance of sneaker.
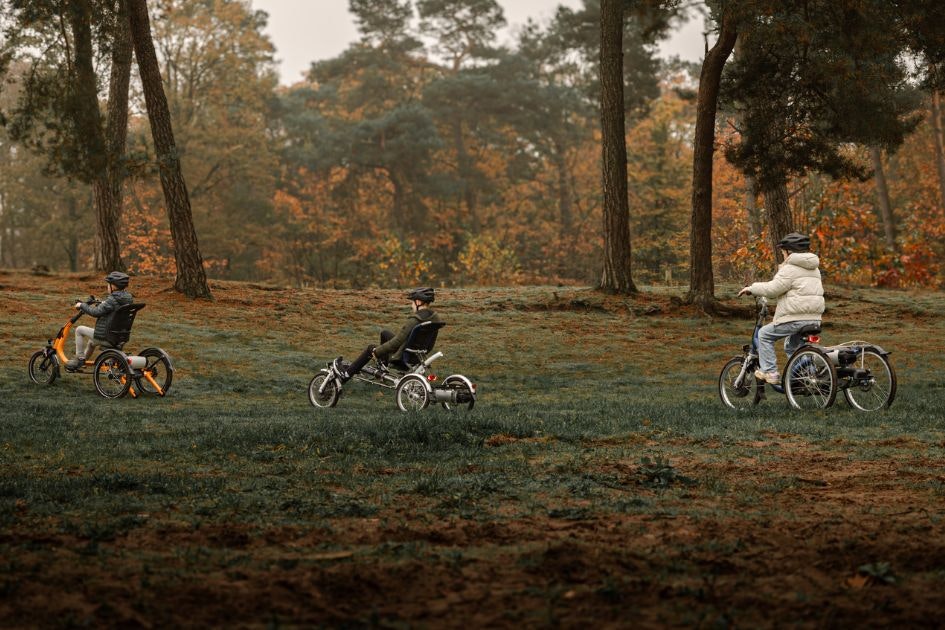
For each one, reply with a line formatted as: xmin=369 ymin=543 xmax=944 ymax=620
xmin=65 ymin=356 xmax=85 ymax=372
xmin=754 ymin=369 xmax=781 ymax=385
xmin=331 ymin=357 xmax=350 ymax=382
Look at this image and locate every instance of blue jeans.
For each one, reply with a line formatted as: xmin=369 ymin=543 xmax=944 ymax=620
xmin=757 ymin=320 xmax=820 ymax=374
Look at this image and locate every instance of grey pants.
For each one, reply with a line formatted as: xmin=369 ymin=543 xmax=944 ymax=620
xmin=757 ymin=320 xmax=820 ymax=374
xmin=75 ymin=325 xmax=97 ymax=359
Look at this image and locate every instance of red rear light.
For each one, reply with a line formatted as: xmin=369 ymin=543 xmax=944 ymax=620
xmin=807 ymin=335 xmax=820 ymax=343
xmin=427 ymin=374 xmax=437 ymax=382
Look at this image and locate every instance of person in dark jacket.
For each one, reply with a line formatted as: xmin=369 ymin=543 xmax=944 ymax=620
xmin=65 ymin=271 xmax=134 ymax=371
xmin=332 ymin=287 xmax=442 ymax=382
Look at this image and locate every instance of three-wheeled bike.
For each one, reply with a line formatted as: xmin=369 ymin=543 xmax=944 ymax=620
xmin=28 ymin=297 xmax=174 ymax=399
xmin=719 ymin=296 xmax=895 ymax=411
xmin=308 ymin=321 xmax=476 ymax=411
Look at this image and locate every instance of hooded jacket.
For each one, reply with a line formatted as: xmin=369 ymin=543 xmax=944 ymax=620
xmin=748 ymin=253 xmax=825 ymax=325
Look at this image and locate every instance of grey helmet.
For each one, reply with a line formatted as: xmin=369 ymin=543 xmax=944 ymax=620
xmin=408 ymin=287 xmax=435 ymax=304
xmin=777 ymin=232 xmax=811 ymax=252
xmin=105 ymin=271 xmax=130 ymax=289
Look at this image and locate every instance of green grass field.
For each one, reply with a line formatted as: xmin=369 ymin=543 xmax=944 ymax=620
xmin=2 ymin=269 xmax=945 ymax=626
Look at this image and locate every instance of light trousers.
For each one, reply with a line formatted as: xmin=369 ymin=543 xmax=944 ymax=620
xmin=757 ymin=320 xmax=820 ymax=374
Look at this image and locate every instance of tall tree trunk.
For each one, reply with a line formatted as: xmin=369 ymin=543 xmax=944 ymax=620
xmin=93 ymin=6 xmax=133 ymax=272
xmin=930 ymin=91 xmax=945 ymax=210
xmin=870 ymin=145 xmax=897 ymax=251
xmin=686 ymin=12 xmax=737 ymax=308
xmin=598 ymin=0 xmax=636 ymax=294
xmin=127 ymin=0 xmax=212 ymax=299
xmin=762 ymin=181 xmax=793 ymax=271
xmin=745 ymin=174 xmax=761 ymax=237
xmin=453 ymin=122 xmax=479 ymax=233
xmin=68 ymin=0 xmax=107 ymax=176
xmin=554 ymin=142 xmax=573 ymax=237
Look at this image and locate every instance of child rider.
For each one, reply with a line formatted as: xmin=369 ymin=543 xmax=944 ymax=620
xmin=737 ymin=233 xmax=825 ymax=385
xmin=332 ymin=287 xmax=442 ymax=382
xmin=65 ymin=271 xmax=134 ymax=371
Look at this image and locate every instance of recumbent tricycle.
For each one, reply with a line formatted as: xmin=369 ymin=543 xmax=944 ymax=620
xmin=308 ymin=320 xmax=477 ymax=411
xmin=719 ymin=296 xmax=895 ymax=411
xmin=28 ymin=296 xmax=173 ymax=399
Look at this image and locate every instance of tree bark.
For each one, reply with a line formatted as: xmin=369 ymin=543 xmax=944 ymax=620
xmin=127 ymin=0 xmax=212 ymax=298
xmin=93 ymin=5 xmax=133 ymax=272
xmin=870 ymin=145 xmax=897 ymax=251
xmin=745 ymin=174 xmax=761 ymax=237
xmin=68 ymin=0 xmax=107 ymax=176
xmin=686 ymin=12 xmax=737 ymax=308
xmin=762 ymin=181 xmax=793 ymax=271
xmin=598 ymin=0 xmax=636 ymax=294
xmin=930 ymin=91 xmax=945 ymax=210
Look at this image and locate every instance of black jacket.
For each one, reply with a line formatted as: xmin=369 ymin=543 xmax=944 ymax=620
xmin=375 ymin=308 xmax=442 ymax=362
xmin=80 ymin=290 xmax=134 ymax=341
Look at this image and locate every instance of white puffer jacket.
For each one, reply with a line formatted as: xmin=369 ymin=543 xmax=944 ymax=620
xmin=748 ymin=253 xmax=825 ymax=325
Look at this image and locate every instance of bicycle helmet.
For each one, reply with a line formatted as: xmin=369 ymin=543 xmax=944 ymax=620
xmin=105 ymin=271 xmax=130 ymax=289
xmin=776 ymin=232 xmax=811 ymax=252
xmin=408 ymin=287 xmax=435 ymax=303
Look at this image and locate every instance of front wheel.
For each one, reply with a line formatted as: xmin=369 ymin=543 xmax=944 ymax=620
xmin=784 ymin=346 xmax=837 ymax=410
xmin=842 ymin=350 xmax=896 ymax=411
xmin=93 ymin=350 xmax=133 ymax=399
xmin=718 ymin=356 xmax=758 ymax=410
xmin=396 ymin=374 xmax=430 ymax=411
xmin=441 ymin=375 xmax=476 ymax=411
xmin=28 ymin=350 xmax=59 ymax=385
xmin=135 ymin=347 xmax=173 ymax=396
xmin=308 ymin=371 xmax=340 ymax=408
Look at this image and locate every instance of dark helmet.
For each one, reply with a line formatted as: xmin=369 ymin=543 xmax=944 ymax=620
xmin=105 ymin=271 xmax=130 ymax=289
xmin=408 ymin=287 xmax=435 ymax=304
xmin=777 ymin=232 xmax=811 ymax=252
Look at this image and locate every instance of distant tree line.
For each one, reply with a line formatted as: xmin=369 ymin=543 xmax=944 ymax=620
xmin=2 ymin=0 xmax=944 ymax=301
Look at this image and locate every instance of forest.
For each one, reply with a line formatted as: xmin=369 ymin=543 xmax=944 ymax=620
xmin=1 ymin=0 xmax=945 ymax=297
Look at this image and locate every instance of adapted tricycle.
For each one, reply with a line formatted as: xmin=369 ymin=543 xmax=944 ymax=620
xmin=308 ymin=321 xmax=477 ymax=411
xmin=719 ymin=296 xmax=896 ymax=411
xmin=28 ymin=297 xmax=174 ymax=399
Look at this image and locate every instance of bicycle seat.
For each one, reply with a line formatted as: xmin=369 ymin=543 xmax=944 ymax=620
xmin=797 ymin=323 xmax=821 ymax=336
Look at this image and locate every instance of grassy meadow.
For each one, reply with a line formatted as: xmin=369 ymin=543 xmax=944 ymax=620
xmin=2 ymin=269 xmax=945 ymax=627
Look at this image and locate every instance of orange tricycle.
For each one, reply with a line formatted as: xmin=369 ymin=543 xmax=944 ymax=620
xmin=27 ymin=297 xmax=173 ymax=399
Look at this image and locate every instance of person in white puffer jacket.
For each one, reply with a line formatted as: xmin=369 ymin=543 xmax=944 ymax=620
xmin=737 ymin=233 xmax=825 ymax=385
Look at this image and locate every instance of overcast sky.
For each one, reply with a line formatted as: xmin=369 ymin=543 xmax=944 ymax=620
xmin=250 ymin=0 xmax=707 ymax=85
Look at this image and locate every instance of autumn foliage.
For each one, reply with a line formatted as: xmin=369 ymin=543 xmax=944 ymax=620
xmin=1 ymin=0 xmax=944 ymax=290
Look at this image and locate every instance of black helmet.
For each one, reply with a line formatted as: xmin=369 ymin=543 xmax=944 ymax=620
xmin=777 ymin=232 xmax=810 ymax=252
xmin=408 ymin=287 xmax=435 ymax=303
xmin=105 ymin=271 xmax=130 ymax=289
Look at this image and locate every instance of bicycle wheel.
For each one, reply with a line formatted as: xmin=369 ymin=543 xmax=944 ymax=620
xmin=135 ymin=348 xmax=173 ymax=396
xmin=784 ymin=347 xmax=837 ymax=410
xmin=93 ymin=350 xmax=133 ymax=399
xmin=441 ymin=375 xmax=476 ymax=411
xmin=28 ymin=350 xmax=59 ymax=385
xmin=308 ymin=371 xmax=340 ymax=408
xmin=718 ymin=357 xmax=758 ymax=410
xmin=842 ymin=350 xmax=896 ymax=411
xmin=396 ymin=374 xmax=430 ymax=411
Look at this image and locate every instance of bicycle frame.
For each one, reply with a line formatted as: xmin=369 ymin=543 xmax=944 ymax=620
xmin=34 ymin=301 xmax=168 ymax=397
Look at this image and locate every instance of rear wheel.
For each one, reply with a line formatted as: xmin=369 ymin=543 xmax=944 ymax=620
xmin=842 ymin=350 xmax=896 ymax=411
xmin=308 ymin=371 xmax=340 ymax=408
xmin=441 ymin=375 xmax=476 ymax=411
xmin=784 ymin=347 xmax=837 ymax=410
xmin=135 ymin=348 xmax=173 ymax=396
xmin=28 ymin=350 xmax=59 ymax=385
xmin=93 ymin=350 xmax=133 ymax=399
xmin=396 ymin=374 xmax=430 ymax=411
xmin=719 ymin=357 xmax=758 ymax=410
